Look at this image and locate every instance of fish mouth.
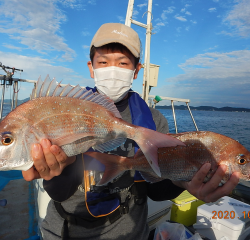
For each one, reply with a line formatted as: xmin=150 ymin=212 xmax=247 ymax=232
xmin=0 ymin=159 xmax=10 ymax=171
xmin=0 ymin=159 xmax=33 ymax=171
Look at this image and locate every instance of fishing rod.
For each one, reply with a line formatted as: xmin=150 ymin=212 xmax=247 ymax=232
xmin=0 ymin=62 xmax=23 ymax=83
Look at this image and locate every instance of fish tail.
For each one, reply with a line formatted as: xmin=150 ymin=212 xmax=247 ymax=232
xmin=134 ymin=128 xmax=185 ymax=177
xmin=83 ymin=152 xmax=127 ymax=186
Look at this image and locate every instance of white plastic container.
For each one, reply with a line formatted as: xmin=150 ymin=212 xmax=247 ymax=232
xmin=33 ymin=179 xmax=51 ymax=238
xmin=147 ymin=198 xmax=173 ymax=231
xmin=194 ymin=196 xmax=250 ymax=240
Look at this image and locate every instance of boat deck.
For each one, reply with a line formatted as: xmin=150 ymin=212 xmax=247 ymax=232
xmin=0 ymin=174 xmax=38 ymax=240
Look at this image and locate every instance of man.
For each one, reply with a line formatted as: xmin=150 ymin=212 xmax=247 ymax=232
xmin=23 ymin=23 xmax=239 ymax=240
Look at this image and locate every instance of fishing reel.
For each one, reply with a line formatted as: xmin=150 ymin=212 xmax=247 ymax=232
xmin=0 ymin=62 xmax=23 ymax=86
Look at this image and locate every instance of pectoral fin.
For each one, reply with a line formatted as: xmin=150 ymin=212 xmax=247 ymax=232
xmin=52 ymin=133 xmax=96 ymax=146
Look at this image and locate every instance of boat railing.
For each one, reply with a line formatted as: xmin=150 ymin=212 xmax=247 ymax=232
xmin=0 ymin=62 xmax=23 ymax=119
xmin=148 ymin=95 xmax=199 ymax=133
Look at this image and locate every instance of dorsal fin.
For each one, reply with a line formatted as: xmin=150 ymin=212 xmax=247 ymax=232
xmin=31 ymin=75 xmax=122 ymax=118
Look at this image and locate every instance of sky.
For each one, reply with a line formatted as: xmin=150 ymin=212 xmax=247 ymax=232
xmin=0 ymin=0 xmax=249 ymax=108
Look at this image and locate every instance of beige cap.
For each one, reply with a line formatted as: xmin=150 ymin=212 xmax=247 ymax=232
xmin=90 ymin=23 xmax=141 ymax=58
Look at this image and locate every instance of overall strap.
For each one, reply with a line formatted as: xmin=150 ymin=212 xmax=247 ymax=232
xmin=128 ymin=91 xmax=156 ymax=132
xmin=128 ymin=91 xmax=156 ymax=181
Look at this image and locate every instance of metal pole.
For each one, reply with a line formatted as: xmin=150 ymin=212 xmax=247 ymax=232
xmin=186 ymin=102 xmax=199 ymax=131
xmin=125 ymin=0 xmax=134 ymax=26
xmin=142 ymin=0 xmax=153 ymax=105
xmin=11 ymin=82 xmax=15 ymax=111
xmin=171 ymin=100 xmax=178 ymax=133
xmin=0 ymin=77 xmax=6 ymax=120
xmin=15 ymin=81 xmax=18 ymax=108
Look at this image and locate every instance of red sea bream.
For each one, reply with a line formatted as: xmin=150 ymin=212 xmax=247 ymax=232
xmin=85 ymin=131 xmax=250 ymax=185
xmin=0 ymin=76 xmax=184 ymax=175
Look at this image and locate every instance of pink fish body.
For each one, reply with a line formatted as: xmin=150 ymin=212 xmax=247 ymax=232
xmin=86 ymin=131 xmax=250 ymax=185
xmin=0 ymin=76 xmax=184 ymax=174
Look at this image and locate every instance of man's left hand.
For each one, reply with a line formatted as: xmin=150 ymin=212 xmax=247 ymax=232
xmin=173 ymin=163 xmax=240 ymax=203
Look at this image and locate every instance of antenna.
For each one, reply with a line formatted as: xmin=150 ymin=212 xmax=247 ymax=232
xmin=125 ymin=0 xmax=155 ymax=105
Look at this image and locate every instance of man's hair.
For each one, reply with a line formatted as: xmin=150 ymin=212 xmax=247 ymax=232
xmin=90 ymin=43 xmax=140 ymax=68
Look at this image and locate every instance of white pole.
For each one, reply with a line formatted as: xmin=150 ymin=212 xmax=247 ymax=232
xmin=125 ymin=0 xmax=134 ymax=27
xmin=0 ymin=77 xmax=6 ymax=120
xmin=142 ymin=0 xmax=153 ymax=104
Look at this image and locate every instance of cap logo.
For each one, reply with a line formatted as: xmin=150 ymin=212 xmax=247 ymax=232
xmin=111 ymin=30 xmax=128 ymax=38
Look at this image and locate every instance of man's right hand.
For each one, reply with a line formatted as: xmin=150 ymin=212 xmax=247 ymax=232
xmin=22 ymin=139 xmax=76 ymax=181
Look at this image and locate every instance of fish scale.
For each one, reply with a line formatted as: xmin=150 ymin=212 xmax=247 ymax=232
xmin=23 ymin=97 xmax=125 ymax=155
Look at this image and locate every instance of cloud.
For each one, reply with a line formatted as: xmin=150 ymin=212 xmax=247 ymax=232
xmin=208 ymin=8 xmax=217 ymax=12
xmin=180 ymin=8 xmax=191 ymax=15
xmin=3 ymin=44 xmax=23 ymax=51
xmin=174 ymin=15 xmax=187 ymax=22
xmin=204 ymin=45 xmax=218 ymax=51
xmin=137 ymin=3 xmax=147 ymax=8
xmin=223 ymin=0 xmax=250 ymax=38
xmin=0 ymin=51 xmax=94 ymax=99
xmin=165 ymin=6 xmax=175 ymax=14
xmin=190 ymin=20 xmax=197 ymax=24
xmin=167 ymin=50 xmax=250 ymax=96
xmin=58 ymin=0 xmax=83 ymax=9
xmin=0 ymin=0 xmax=76 ymax=61
xmin=82 ymin=31 xmax=90 ymax=36
xmin=117 ymin=15 xmax=125 ymax=22
xmin=176 ymin=27 xmax=182 ymax=33
xmin=151 ymin=50 xmax=250 ymax=108
xmin=133 ymin=10 xmax=139 ymax=18
xmin=156 ymin=22 xmax=165 ymax=27
xmin=82 ymin=45 xmax=89 ymax=49
xmin=154 ymin=7 xmax=175 ymax=33
xmin=161 ymin=7 xmax=175 ymax=20
xmin=161 ymin=12 xmax=168 ymax=20
xmin=153 ymin=18 xmax=168 ymax=33
xmin=87 ymin=0 xmax=96 ymax=5
xmin=177 ymin=50 xmax=250 ymax=79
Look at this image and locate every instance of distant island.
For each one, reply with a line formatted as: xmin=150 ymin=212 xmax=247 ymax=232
xmin=156 ymin=105 xmax=250 ymax=112
xmin=3 ymin=98 xmax=30 ymax=105
xmin=3 ymin=98 xmax=249 ymax=112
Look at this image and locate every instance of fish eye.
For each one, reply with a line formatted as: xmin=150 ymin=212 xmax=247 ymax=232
xmin=239 ymin=158 xmax=246 ymax=165
xmin=237 ymin=154 xmax=246 ymax=165
xmin=1 ymin=134 xmax=14 ymax=146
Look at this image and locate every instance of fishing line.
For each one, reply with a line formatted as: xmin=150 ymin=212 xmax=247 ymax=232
xmin=15 ymin=71 xmax=22 ymax=94
xmin=13 ymin=81 xmax=21 ymax=94
xmin=9 ymin=85 xmax=12 ymax=105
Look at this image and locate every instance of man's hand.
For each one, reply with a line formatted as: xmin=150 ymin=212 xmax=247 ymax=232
xmin=173 ymin=163 xmax=240 ymax=203
xmin=22 ymin=139 xmax=76 ymax=181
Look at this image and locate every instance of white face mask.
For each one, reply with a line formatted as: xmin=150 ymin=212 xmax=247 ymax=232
xmin=93 ymin=66 xmax=135 ymax=103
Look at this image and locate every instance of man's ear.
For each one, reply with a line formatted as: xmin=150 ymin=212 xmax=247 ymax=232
xmin=133 ymin=62 xmax=142 ymax=80
xmin=87 ymin=61 xmax=94 ymax=78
